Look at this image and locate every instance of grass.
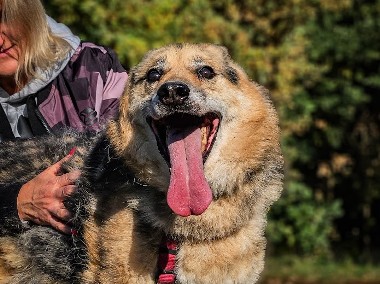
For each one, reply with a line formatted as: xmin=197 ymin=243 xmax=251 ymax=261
xmin=259 ymin=255 xmax=380 ymax=284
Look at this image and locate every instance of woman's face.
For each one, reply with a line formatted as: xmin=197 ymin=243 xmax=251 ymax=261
xmin=0 ymin=4 xmax=21 ymax=78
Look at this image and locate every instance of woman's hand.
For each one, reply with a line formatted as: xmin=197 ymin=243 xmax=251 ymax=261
xmin=16 ymin=152 xmax=80 ymax=234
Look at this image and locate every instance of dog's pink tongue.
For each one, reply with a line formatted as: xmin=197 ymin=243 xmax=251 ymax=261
xmin=166 ymin=126 xmax=212 ymax=217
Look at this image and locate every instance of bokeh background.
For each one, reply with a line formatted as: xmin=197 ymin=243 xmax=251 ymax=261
xmin=45 ymin=0 xmax=380 ymax=282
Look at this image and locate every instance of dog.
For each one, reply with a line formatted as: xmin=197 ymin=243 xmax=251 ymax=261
xmin=0 ymin=43 xmax=284 ymax=283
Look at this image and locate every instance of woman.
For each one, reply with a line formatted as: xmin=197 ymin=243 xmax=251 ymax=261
xmin=0 ymin=0 xmax=128 ymax=234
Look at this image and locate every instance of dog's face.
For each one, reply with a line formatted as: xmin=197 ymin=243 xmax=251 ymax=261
xmin=109 ymin=43 xmax=282 ymax=221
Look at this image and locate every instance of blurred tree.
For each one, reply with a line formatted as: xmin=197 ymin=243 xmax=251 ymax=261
xmin=298 ymin=0 xmax=380 ymax=260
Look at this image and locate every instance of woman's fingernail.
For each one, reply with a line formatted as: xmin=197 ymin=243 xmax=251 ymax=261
xmin=68 ymin=147 xmax=77 ymax=156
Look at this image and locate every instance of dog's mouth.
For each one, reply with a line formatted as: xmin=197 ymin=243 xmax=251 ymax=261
xmin=148 ymin=113 xmax=220 ymax=217
xmin=149 ymin=113 xmax=220 ymax=161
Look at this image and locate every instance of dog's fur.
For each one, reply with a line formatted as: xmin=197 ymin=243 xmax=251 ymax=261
xmin=0 ymin=43 xmax=283 ymax=284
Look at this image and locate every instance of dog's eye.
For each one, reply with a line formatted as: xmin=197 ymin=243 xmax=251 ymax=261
xmin=147 ymin=69 xmax=162 ymax=82
xmin=198 ymin=66 xmax=215 ymax=80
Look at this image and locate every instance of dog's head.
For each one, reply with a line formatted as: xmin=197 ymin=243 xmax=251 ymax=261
xmin=108 ymin=43 xmax=283 ymax=222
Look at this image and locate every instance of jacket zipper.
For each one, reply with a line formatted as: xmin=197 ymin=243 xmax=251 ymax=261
xmin=34 ymin=107 xmax=52 ymax=134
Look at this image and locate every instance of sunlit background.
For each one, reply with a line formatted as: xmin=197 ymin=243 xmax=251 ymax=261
xmin=45 ymin=0 xmax=380 ymax=282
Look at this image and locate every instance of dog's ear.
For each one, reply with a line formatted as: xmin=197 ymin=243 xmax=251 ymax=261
xmin=128 ymin=63 xmax=149 ymax=85
xmin=215 ymin=44 xmax=230 ymax=57
xmin=126 ymin=49 xmax=156 ymax=86
xmin=212 ymin=44 xmax=234 ymax=63
xmin=128 ymin=69 xmax=137 ymax=85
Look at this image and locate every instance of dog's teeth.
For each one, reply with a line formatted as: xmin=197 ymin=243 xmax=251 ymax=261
xmin=201 ymin=126 xmax=208 ymax=153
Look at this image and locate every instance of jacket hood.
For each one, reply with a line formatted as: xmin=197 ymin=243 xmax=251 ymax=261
xmin=1 ymin=16 xmax=80 ymax=103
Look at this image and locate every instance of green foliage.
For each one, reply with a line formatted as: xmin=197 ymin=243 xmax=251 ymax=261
xmin=281 ymin=0 xmax=380 ymax=258
xmin=268 ymin=180 xmax=342 ymax=255
xmin=262 ymin=255 xmax=380 ymax=283
xmin=44 ymin=0 xmax=380 ymax=259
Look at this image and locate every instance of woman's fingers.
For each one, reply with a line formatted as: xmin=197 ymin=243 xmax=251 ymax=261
xmin=46 ymin=215 xmax=72 ymax=234
xmin=50 ymin=147 xmax=77 ymax=175
xmin=56 ymin=171 xmax=81 ymax=188
xmin=51 ymin=205 xmax=72 ymax=222
xmin=17 ymin=148 xmax=80 ymax=234
xmin=57 ymin=184 xmax=77 ymax=199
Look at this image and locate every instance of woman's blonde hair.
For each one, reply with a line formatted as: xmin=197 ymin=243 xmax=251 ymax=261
xmin=1 ymin=0 xmax=71 ymax=87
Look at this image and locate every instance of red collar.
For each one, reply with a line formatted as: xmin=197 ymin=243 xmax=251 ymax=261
xmin=156 ymin=236 xmax=178 ymax=284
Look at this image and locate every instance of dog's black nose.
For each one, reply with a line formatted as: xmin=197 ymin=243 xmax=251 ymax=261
xmin=157 ymin=82 xmax=190 ymax=105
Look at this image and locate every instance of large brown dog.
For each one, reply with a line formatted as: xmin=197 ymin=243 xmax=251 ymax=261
xmin=0 ymin=43 xmax=283 ymax=283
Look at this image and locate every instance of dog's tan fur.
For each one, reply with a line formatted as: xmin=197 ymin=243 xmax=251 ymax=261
xmin=0 ymin=43 xmax=283 ymax=283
